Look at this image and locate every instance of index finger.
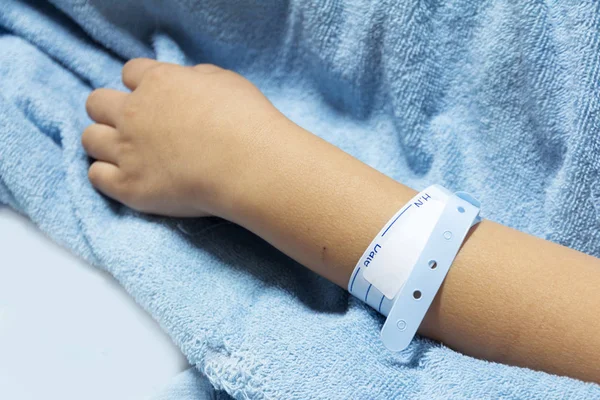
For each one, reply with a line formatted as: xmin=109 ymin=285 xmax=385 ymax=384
xmin=122 ymin=58 xmax=162 ymax=90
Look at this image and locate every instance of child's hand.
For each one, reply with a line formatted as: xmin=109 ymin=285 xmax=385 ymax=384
xmin=83 ymin=58 xmax=285 ymax=217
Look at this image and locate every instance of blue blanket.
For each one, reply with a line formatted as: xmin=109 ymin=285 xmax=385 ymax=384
xmin=1 ymin=0 xmax=599 ymax=398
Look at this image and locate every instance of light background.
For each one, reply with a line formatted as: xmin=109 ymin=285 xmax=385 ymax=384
xmin=0 ymin=207 xmax=187 ymax=399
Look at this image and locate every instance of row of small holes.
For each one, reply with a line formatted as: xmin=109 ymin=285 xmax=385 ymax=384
xmin=412 ymin=204 xmax=463 ymax=300
xmin=413 ymin=260 xmax=438 ymax=299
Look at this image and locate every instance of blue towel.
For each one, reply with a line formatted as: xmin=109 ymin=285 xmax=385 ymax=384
xmin=1 ymin=0 xmax=599 ymax=398
xmin=151 ymin=369 xmax=231 ymax=400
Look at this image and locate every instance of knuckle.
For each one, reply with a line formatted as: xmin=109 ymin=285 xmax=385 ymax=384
xmin=122 ymin=99 xmax=139 ymax=120
xmin=144 ymin=64 xmax=172 ymax=82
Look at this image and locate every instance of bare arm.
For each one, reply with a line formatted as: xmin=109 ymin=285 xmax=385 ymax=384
xmin=82 ymin=59 xmax=600 ymax=384
xmin=232 ymin=119 xmax=600 ymax=383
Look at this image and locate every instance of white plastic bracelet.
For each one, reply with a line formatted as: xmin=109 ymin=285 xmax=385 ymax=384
xmin=348 ymin=185 xmax=481 ymax=351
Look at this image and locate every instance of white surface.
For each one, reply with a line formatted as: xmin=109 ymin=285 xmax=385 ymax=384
xmin=0 ymin=207 xmax=188 ymax=400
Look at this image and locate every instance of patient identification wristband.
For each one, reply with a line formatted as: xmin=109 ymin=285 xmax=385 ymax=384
xmin=348 ymin=185 xmax=452 ymax=315
xmin=348 ymin=185 xmax=481 ymax=351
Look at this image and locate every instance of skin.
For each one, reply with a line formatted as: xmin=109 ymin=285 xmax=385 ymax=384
xmin=83 ymin=58 xmax=600 ymax=384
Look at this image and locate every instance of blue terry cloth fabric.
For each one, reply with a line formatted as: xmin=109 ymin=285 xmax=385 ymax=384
xmin=151 ymin=369 xmax=231 ymax=400
xmin=1 ymin=0 xmax=600 ymax=398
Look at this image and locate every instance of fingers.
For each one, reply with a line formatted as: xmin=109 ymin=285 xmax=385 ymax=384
xmin=86 ymin=88 xmax=127 ymax=126
xmin=122 ymin=59 xmax=223 ymax=90
xmin=87 ymin=161 xmax=124 ymax=201
xmin=122 ymin=58 xmax=162 ymax=90
xmin=82 ymin=124 xmax=121 ymax=164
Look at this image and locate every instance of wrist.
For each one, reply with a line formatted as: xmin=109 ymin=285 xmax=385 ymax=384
xmin=227 ymin=120 xmax=417 ymax=286
xmin=202 ymin=113 xmax=292 ymax=221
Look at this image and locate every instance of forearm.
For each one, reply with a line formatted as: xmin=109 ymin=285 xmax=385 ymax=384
xmin=229 ymin=119 xmax=600 ymax=383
